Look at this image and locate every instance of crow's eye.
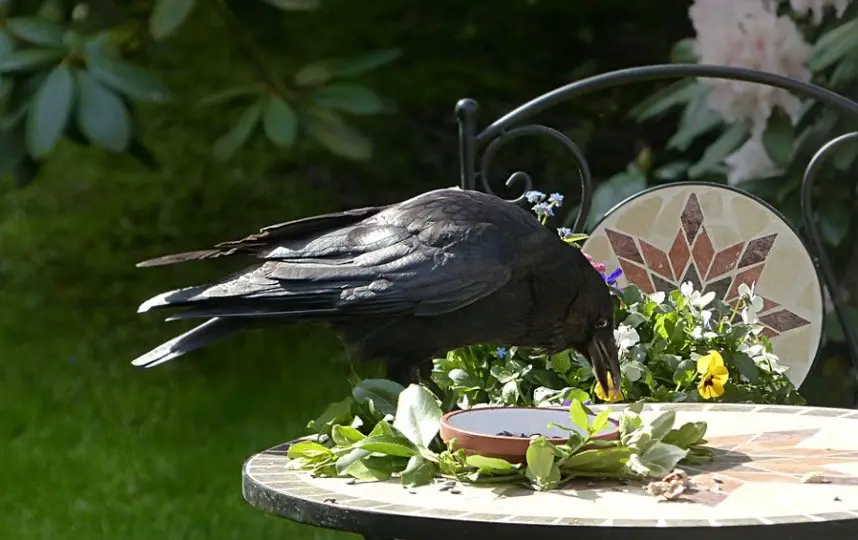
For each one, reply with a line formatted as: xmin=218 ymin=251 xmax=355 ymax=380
xmin=594 ymin=318 xmax=609 ymax=329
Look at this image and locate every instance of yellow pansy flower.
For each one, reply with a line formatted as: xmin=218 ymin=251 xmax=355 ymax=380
xmin=595 ymin=374 xmax=624 ymax=403
xmin=696 ymin=350 xmax=729 ymax=400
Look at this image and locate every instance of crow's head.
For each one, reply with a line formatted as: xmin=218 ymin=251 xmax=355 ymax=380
xmin=564 ymin=263 xmax=621 ymax=397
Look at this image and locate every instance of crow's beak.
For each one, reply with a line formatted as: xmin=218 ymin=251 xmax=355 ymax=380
xmin=586 ymin=332 xmax=621 ymax=396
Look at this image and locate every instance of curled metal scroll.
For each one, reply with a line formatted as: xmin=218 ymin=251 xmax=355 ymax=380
xmin=455 ymin=62 xmax=858 ymax=375
xmin=477 ymin=124 xmax=592 ymax=233
xmin=801 ymin=131 xmax=858 ymax=366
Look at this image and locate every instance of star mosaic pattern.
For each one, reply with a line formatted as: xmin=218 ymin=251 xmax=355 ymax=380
xmin=603 ymin=193 xmax=810 ymax=338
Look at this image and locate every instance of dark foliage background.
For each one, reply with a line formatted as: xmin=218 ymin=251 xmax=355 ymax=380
xmin=1 ymin=1 xmax=853 ymax=539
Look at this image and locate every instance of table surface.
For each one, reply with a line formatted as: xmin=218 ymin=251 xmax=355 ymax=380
xmin=242 ymin=402 xmax=858 ymax=540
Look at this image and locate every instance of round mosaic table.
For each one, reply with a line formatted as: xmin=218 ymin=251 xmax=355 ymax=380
xmin=582 ymin=182 xmax=824 ymax=388
xmin=242 ymin=403 xmax=858 ymax=540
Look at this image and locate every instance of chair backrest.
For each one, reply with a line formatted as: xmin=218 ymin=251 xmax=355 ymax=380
xmin=582 ymin=182 xmax=823 ymax=388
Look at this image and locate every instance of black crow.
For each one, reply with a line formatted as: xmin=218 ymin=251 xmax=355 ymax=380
xmin=131 ymin=187 xmax=620 ymax=395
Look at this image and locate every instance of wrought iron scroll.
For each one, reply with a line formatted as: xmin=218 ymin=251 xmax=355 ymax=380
xmin=455 ymin=62 xmax=858 ymax=374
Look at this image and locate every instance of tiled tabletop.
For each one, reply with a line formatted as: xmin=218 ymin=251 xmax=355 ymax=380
xmin=242 ymin=403 xmax=858 ymax=540
xmin=583 ymin=183 xmax=823 ymax=388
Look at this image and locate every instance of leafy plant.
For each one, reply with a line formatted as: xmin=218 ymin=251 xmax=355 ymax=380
xmin=0 ymin=0 xmax=399 ymax=186
xmin=291 ymin=381 xmax=712 ymax=490
xmin=433 ymin=281 xmax=804 ymax=408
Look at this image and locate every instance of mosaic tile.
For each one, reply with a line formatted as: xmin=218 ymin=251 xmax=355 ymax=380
xmin=669 ymin=230 xmax=691 ymax=278
xmin=584 ymin=185 xmax=823 ymax=388
xmin=680 ymin=193 xmax=703 ymax=243
xmin=692 ymin=227 xmax=715 ymax=277
xmin=606 ymin=229 xmax=643 ymax=263
xmin=707 ymin=242 xmax=745 ymax=279
xmin=738 ymin=233 xmax=778 ymax=268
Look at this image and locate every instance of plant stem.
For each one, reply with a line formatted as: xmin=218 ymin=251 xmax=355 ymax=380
xmin=211 ymin=0 xmax=294 ymax=101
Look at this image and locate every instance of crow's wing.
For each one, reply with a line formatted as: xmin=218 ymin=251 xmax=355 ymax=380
xmin=136 ymin=204 xmax=387 ymax=267
xmin=138 ymin=215 xmax=515 ymax=319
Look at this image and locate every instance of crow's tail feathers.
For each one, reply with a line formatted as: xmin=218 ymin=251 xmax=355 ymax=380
xmin=131 ymin=317 xmax=247 ymax=368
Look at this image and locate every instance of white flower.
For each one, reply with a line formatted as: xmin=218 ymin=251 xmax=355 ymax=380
xmin=679 ymin=281 xmax=716 ymax=308
xmin=614 ymin=324 xmax=640 ymax=352
xmin=689 ymin=0 xmax=813 ymax=136
xmin=725 ymin=136 xmax=782 ymax=185
xmin=789 ymin=0 xmax=852 ymax=25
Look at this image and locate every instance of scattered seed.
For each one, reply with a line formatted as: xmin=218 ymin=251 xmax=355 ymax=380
xmin=439 ymin=485 xmax=453 ymax=492
xmin=346 ymin=479 xmax=356 ymax=485
xmin=834 ymin=496 xmax=842 ymax=502
xmin=450 ymin=489 xmax=462 ymax=495
xmin=323 ymin=497 xmax=337 ymax=504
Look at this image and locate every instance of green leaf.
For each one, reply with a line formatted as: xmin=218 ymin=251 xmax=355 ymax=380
xmin=287 ymin=440 xmax=331 ymax=460
xmin=653 ymin=161 xmax=690 ymax=181
xmin=352 ymin=379 xmax=405 ymax=417
xmin=0 ymin=29 xmax=14 ymax=59
xmin=0 ymin=48 xmax=64 ymax=73
xmin=331 ymin=424 xmax=365 ymax=446
xmin=368 ymin=419 xmax=395 ymax=438
xmin=74 ymin=70 xmax=131 ymax=153
xmin=198 ymin=84 xmax=263 ymax=107
xmin=809 ymin=19 xmax=858 ymax=72
xmin=293 ymin=49 xmax=401 ymax=86
xmin=303 ymin=108 xmax=372 ymax=160
xmin=150 ymin=0 xmax=197 ymax=40
xmin=560 ymin=447 xmax=631 ymax=472
xmin=262 ymin=96 xmax=297 ymax=147
xmin=647 ymin=411 xmax=676 ymax=441
xmin=818 ymin=203 xmax=850 ymax=246
xmin=25 ymin=63 xmax=73 ymax=158
xmin=568 ymin=400 xmax=590 ymax=432
xmin=525 ymin=437 xmax=561 ymax=490
xmin=212 ymin=100 xmax=262 ymax=162
xmin=6 ymin=17 xmax=65 ymax=48
xmin=294 ymin=62 xmax=331 ymax=86
xmin=329 ymin=49 xmax=402 ymax=77
xmin=629 ymin=80 xmax=702 ymax=122
xmin=313 ymin=84 xmax=385 ymax=115
xmin=662 ymin=422 xmax=707 ymax=449
xmin=590 ymin=409 xmax=611 ymax=434
xmin=392 ymin=384 xmax=442 ymax=448
xmin=667 ymin=93 xmax=722 ymax=151
xmin=342 ymin=456 xmax=390 ymax=482
xmin=670 ymin=38 xmax=697 ymax=63
xmin=730 ymin=352 xmax=760 ymax=383
xmin=687 ymin=121 xmax=750 ymax=179
xmin=400 ymin=455 xmax=436 ymax=487
xmin=585 ymin=166 xmax=647 ymax=229
xmin=465 ymin=455 xmax=516 ymax=473
xmin=354 ymin=434 xmax=418 ymax=457
xmin=83 ymin=36 xmax=171 ymax=102
xmin=761 ymin=109 xmax=794 ymax=168
xmin=262 ymin=0 xmax=320 ymax=9
xmin=308 ymin=397 xmax=354 ymax=435
xmin=627 ymin=441 xmax=688 ymax=478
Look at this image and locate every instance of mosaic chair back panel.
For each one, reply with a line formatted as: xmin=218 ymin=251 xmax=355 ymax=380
xmin=582 ymin=183 xmax=823 ymax=387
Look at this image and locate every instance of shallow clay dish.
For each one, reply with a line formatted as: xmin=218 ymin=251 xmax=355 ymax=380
xmin=439 ymin=406 xmax=620 ymax=463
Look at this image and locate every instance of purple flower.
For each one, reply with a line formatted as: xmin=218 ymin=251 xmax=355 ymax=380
xmin=557 ymin=227 xmax=573 ymax=239
xmin=532 ymin=202 xmax=554 ymax=218
xmin=495 ymin=347 xmax=508 ymax=359
xmin=548 ymin=193 xmax=564 ymax=206
xmin=525 ymin=190 xmax=545 ymax=203
xmin=602 ymin=267 xmax=623 ymax=286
